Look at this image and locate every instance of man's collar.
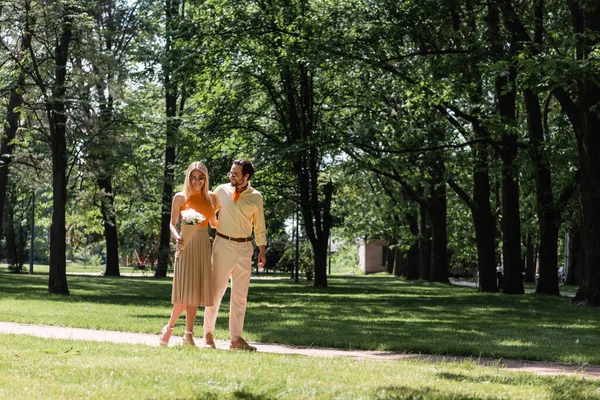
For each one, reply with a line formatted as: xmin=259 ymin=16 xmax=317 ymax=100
xmin=231 ymin=182 xmax=252 ymax=192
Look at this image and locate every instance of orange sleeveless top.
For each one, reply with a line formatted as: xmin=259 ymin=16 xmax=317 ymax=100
xmin=180 ymin=193 xmax=214 ymax=228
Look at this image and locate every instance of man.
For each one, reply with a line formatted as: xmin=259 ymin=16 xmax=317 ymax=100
xmin=203 ymin=159 xmax=266 ymax=351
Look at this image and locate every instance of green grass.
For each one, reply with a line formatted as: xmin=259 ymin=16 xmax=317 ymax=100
xmin=1 ymin=272 xmax=599 ymax=365
xmin=523 ymin=282 xmax=578 ymax=293
xmin=1 ymin=334 xmax=599 ymax=400
xmin=0 ymin=263 xmax=157 ymax=276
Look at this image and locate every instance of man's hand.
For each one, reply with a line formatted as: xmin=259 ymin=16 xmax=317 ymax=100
xmin=257 ymin=248 xmax=266 ymax=267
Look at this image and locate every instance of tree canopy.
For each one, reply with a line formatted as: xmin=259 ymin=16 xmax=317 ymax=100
xmin=1 ymin=0 xmax=598 ymax=304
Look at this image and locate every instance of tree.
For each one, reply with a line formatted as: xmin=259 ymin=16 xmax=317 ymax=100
xmin=0 ymin=0 xmax=32 ymax=250
xmin=45 ymin=1 xmax=76 ymax=295
xmin=186 ymin=0 xmax=340 ymax=287
xmin=156 ymin=0 xmax=189 ymax=278
xmin=558 ymin=2 xmax=600 ymax=306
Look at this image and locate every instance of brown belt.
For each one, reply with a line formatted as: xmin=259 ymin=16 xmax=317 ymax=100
xmin=216 ymin=231 xmax=253 ymax=242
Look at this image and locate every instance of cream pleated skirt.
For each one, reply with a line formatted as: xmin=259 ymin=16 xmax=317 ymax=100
xmin=171 ymin=228 xmax=213 ymax=306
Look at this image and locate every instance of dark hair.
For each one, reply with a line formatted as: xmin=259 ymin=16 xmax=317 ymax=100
xmin=233 ymin=159 xmax=255 ymax=180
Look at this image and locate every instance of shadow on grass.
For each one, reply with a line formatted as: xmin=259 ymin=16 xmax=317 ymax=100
xmin=437 ymin=371 xmax=538 ymax=387
xmin=1 ymin=272 xmax=599 ymax=364
xmin=194 ymin=390 xmax=274 ymax=400
xmin=375 ymin=382 xmax=597 ymax=400
xmin=232 ymin=389 xmax=276 ymax=400
xmin=243 ymin=276 xmax=600 ymax=363
xmin=374 ymin=385 xmax=482 ymax=400
xmin=435 ymin=372 xmax=598 ymax=400
xmin=0 ymin=273 xmax=172 ymax=306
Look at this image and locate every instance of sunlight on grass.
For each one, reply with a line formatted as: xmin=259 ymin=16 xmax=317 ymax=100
xmin=4 ymin=334 xmax=598 ymax=400
xmin=496 ymin=339 xmax=536 ymax=348
xmin=1 ymin=271 xmax=600 ymax=365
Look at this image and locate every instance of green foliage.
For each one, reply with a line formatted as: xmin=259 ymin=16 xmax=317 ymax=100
xmin=0 ymin=0 xmax=594 ymax=292
xmin=329 ymin=241 xmax=360 ymax=274
xmin=277 ymin=239 xmax=315 ymax=280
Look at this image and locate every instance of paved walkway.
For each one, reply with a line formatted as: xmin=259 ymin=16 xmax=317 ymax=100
xmin=1 ymin=321 xmax=598 ymax=379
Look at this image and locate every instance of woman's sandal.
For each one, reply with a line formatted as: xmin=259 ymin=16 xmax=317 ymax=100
xmin=182 ymin=330 xmax=196 ymax=347
xmin=159 ymin=324 xmax=174 ymax=347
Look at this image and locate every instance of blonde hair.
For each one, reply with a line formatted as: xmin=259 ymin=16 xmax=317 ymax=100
xmin=183 ymin=161 xmax=210 ymax=204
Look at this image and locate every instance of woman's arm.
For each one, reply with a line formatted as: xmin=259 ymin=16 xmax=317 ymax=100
xmin=170 ymin=193 xmax=185 ymax=245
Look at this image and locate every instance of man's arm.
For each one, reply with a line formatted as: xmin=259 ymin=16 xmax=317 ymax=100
xmin=209 ymin=192 xmax=219 ymax=229
xmin=257 ymin=245 xmax=266 ymax=267
xmin=253 ymin=193 xmax=267 ymax=267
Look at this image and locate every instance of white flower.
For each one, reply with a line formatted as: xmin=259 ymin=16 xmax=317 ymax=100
xmin=180 ymin=209 xmax=206 ymax=225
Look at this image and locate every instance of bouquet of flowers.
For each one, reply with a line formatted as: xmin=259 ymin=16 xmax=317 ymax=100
xmin=178 ymin=209 xmax=206 ymax=252
xmin=180 ymin=209 xmax=206 ymax=225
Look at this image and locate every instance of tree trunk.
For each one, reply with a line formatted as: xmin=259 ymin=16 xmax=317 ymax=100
xmin=487 ymin=0 xmax=522 ymax=294
xmin=472 ymin=134 xmax=498 ymax=291
xmin=156 ymin=118 xmax=177 ymax=278
xmin=98 ymin=176 xmax=120 ymax=276
xmin=523 ymin=89 xmax=560 ymax=295
xmin=566 ymin=228 xmax=581 ymax=286
xmin=280 ymin=61 xmax=332 ymax=288
xmin=406 ymin=211 xmax=420 ymax=280
xmin=496 ymin=67 xmax=523 ymax=294
xmin=393 ymin=251 xmax=406 ymax=277
xmin=48 ymin=7 xmax=73 ymax=295
xmin=574 ymin=147 xmax=600 ymax=304
xmin=156 ymin=0 xmax=181 ymax=278
xmin=419 ymin=203 xmax=431 ymax=280
xmin=429 ymin=172 xmax=449 ymax=283
xmin=89 ymin=0 xmax=123 ymax=278
xmin=308 ymin=180 xmax=333 ymax=288
xmin=312 ymin=239 xmax=328 ymax=286
xmin=443 ymin=0 xmax=497 ymax=291
xmin=386 ymin=236 xmax=396 ymax=274
xmin=568 ymin=3 xmax=600 ymax=305
xmin=499 ymin=134 xmax=523 ymax=295
xmin=524 ymin=234 xmax=536 ymax=283
xmin=0 ymin=3 xmax=31 ymax=244
xmin=5 ymin=190 xmax=18 ymax=270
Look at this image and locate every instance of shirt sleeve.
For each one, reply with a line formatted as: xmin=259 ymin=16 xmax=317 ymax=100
xmin=211 ymin=192 xmax=219 ymax=214
xmin=212 ymin=186 xmax=222 ymax=213
xmin=253 ymin=193 xmax=267 ymax=247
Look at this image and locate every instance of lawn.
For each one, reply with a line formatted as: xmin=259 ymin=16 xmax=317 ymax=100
xmin=1 ymin=271 xmax=599 ymax=365
xmin=1 ymin=334 xmax=599 ymax=400
xmin=0 ymin=263 xmax=160 ymax=276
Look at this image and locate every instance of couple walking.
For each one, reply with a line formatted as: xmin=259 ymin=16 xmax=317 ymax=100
xmin=158 ymin=159 xmax=266 ymax=351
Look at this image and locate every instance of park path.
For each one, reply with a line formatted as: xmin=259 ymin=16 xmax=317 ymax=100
xmin=1 ymin=321 xmax=598 ymax=379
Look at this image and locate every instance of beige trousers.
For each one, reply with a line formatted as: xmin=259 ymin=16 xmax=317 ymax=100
xmin=203 ymin=235 xmax=254 ymax=341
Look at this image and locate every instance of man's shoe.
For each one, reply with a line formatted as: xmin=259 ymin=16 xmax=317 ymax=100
xmin=229 ymin=338 xmax=257 ymax=352
xmin=203 ymin=333 xmax=216 ymax=349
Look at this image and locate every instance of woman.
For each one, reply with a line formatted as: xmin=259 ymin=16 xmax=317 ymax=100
xmin=159 ymin=161 xmax=215 ymax=346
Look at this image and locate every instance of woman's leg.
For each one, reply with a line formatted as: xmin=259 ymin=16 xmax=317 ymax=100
xmin=182 ymin=306 xmax=198 ymax=346
xmin=185 ymin=306 xmax=198 ymax=332
xmin=169 ymin=303 xmax=186 ymax=327
xmin=160 ymin=303 xmax=186 ymax=345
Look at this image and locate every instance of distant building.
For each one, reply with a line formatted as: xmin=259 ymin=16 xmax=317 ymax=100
xmin=357 ymin=238 xmax=388 ymax=274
